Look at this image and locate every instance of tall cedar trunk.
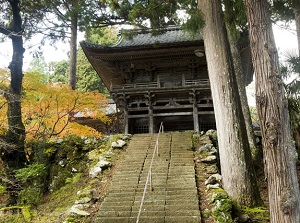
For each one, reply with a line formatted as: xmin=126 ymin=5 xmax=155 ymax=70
xmin=295 ymin=9 xmax=300 ymax=56
xmin=198 ymin=0 xmax=261 ymax=206
xmin=245 ymin=0 xmax=300 ymax=222
xmin=1 ymin=0 xmax=27 ymax=204
xmin=69 ymin=0 xmax=78 ymax=90
xmin=227 ymin=33 xmax=258 ymax=157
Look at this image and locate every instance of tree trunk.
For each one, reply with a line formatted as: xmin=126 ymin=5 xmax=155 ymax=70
xmin=245 ymin=0 xmax=300 ymax=222
xmin=227 ymin=32 xmax=258 ymax=158
xmin=198 ymin=0 xmax=262 ymax=206
xmin=1 ymin=0 xmax=27 ymax=205
xmin=295 ymin=8 xmax=300 ymax=56
xmin=69 ymin=0 xmax=78 ymax=90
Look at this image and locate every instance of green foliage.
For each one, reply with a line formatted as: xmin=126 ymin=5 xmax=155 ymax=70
xmin=48 ymin=60 xmax=69 ymax=84
xmin=65 ymin=217 xmax=75 ymax=222
xmin=235 ymin=205 xmax=270 ymax=222
xmin=27 ymin=56 xmax=50 ymax=77
xmin=31 ymin=135 xmax=106 ymax=191
xmin=280 ymin=53 xmax=300 ymax=141
xmin=211 ymin=191 xmax=234 ymax=222
xmin=243 ymin=207 xmax=270 ymax=221
xmin=14 ymin=163 xmax=46 ymax=184
xmin=21 ymin=206 xmax=32 ymax=222
xmin=0 ymin=0 xmax=47 ymax=42
xmin=65 ymin=173 xmax=82 ymax=185
xmin=115 ymin=0 xmax=191 ymax=28
xmin=18 ymin=187 xmax=43 ymax=207
xmin=288 ymin=98 xmax=300 ymax=132
xmin=192 ymin=133 xmax=201 ymax=150
xmin=44 ymin=147 xmax=58 ymax=158
xmin=85 ymin=26 xmax=118 ymax=45
xmin=0 ymin=185 xmax=5 ymax=195
xmin=272 ymin=1 xmax=295 ymax=22
xmin=76 ymin=48 xmax=109 ymax=95
xmin=0 ymin=214 xmax=25 ymax=223
xmin=0 ymin=206 xmax=32 ymax=223
xmin=76 ymin=26 xmax=118 ymax=94
xmin=182 ymin=9 xmax=205 ymax=36
xmin=14 ymin=163 xmax=47 ymax=206
xmin=223 ymin=0 xmax=248 ymax=41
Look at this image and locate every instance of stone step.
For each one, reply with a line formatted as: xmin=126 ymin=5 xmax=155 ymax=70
xmin=96 ymin=133 xmax=201 ymax=222
xmin=165 ymin=199 xmax=198 ymax=206
xmin=165 ymin=194 xmax=199 ymax=200
xmin=165 ymin=210 xmax=200 ymax=216
xmin=131 ymin=205 xmax=165 ymax=212
xmin=99 ymin=206 xmax=132 ymax=212
xmin=100 ymin=201 xmax=133 ymax=207
xmin=133 ymin=200 xmax=166 ymax=206
xmin=96 ymin=209 xmax=201 ymax=217
xmin=97 ymin=210 xmax=132 ymax=217
xmin=165 ymin=216 xmax=201 ymax=223
xmin=95 ymin=217 xmax=131 ymax=223
xmin=164 ymin=205 xmax=199 ymax=211
xmin=166 ymin=189 xmax=198 ymax=196
xmin=97 ymin=210 xmax=166 ymax=217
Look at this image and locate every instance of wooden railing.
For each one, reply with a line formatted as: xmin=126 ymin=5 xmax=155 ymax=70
xmin=110 ymin=79 xmax=210 ymax=91
xmin=185 ymin=79 xmax=210 ymax=86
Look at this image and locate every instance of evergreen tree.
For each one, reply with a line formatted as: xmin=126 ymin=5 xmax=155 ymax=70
xmin=37 ymin=0 xmax=127 ymax=90
xmin=245 ymin=0 xmax=300 ymax=221
xmin=198 ymin=0 xmax=262 ymax=206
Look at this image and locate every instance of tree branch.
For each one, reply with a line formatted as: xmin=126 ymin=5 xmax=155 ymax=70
xmin=0 ymin=26 xmax=12 ymax=36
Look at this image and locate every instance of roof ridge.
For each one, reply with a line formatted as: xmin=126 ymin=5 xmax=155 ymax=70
xmin=119 ymin=25 xmax=182 ymax=35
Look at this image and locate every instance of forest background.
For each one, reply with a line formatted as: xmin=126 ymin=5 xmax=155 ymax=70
xmin=0 ymin=0 xmax=300 ymax=223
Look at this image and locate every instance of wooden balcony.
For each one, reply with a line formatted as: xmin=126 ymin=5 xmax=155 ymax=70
xmin=110 ymin=79 xmax=210 ymax=92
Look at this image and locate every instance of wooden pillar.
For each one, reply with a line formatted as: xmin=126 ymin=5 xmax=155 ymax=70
xmin=149 ymin=106 xmax=154 ymax=134
xmin=124 ymin=106 xmax=129 ymax=134
xmin=145 ymin=93 xmax=155 ymax=133
xmin=190 ymin=90 xmax=199 ymax=132
xmin=157 ymin=75 xmax=161 ymax=87
xmin=193 ymin=103 xmax=199 ymax=132
xmin=182 ymin=74 xmax=186 ymax=86
xmin=120 ymin=94 xmax=130 ymax=134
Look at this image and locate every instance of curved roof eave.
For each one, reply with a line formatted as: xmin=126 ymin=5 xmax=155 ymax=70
xmin=80 ymin=26 xmax=203 ymax=53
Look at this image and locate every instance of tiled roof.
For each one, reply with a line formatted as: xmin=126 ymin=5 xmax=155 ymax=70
xmin=114 ymin=26 xmax=202 ymax=48
xmin=80 ymin=26 xmax=202 ymax=50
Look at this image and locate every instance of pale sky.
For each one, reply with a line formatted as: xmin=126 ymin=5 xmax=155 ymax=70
xmin=246 ymin=22 xmax=298 ymax=106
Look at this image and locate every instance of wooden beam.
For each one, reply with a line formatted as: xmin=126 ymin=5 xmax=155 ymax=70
xmin=154 ymin=112 xmax=193 ymax=117
xmin=198 ymin=111 xmax=215 ymax=114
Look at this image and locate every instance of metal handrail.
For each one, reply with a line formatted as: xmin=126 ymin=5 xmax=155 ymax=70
xmin=136 ymin=122 xmax=164 ymax=223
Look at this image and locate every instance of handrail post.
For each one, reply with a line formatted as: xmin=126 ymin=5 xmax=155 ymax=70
xmin=150 ymin=168 xmax=153 ymax=191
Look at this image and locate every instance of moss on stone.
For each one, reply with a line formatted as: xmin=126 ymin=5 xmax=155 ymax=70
xmin=210 ymin=190 xmax=234 ymax=223
xmin=238 ymin=206 xmax=270 ymax=222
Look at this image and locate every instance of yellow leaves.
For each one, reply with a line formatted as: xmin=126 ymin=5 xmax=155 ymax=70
xmin=0 ymin=68 xmax=10 ymax=135
xmin=20 ymin=71 xmax=111 ymax=140
xmin=0 ymin=100 xmax=8 ymax=135
xmin=0 ymin=68 xmax=10 ymax=91
xmin=59 ymin=122 xmax=102 ymax=138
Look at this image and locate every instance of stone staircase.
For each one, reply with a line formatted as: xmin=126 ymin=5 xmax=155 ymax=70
xmin=96 ymin=132 xmax=201 ymax=223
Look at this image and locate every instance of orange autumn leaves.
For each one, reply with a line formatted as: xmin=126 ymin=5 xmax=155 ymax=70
xmin=0 ymin=70 xmax=111 ymax=140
